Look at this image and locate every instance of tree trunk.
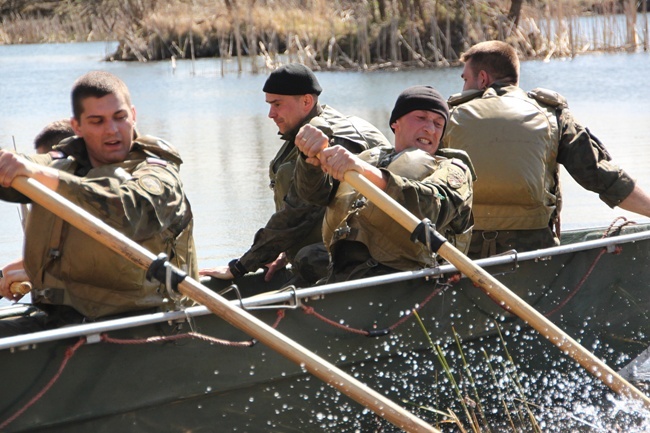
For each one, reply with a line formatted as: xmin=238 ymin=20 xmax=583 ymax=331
xmin=508 ymin=0 xmax=523 ymax=26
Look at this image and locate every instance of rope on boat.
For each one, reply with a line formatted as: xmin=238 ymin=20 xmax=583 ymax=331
xmin=300 ymin=274 xmax=461 ymax=337
xmin=544 ymin=217 xmax=631 ymax=318
xmin=0 ymin=337 xmax=86 ymax=431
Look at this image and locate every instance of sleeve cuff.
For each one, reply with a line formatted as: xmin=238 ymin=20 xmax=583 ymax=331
xmin=228 ymin=259 xmax=248 ymax=278
xmin=599 ymin=173 xmax=636 ymax=208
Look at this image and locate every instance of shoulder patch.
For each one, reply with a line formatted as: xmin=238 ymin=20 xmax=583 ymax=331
xmin=146 ymin=157 xmax=168 ymax=167
xmin=138 ymin=174 xmax=164 ymax=195
xmin=446 ymin=165 xmax=466 ymax=189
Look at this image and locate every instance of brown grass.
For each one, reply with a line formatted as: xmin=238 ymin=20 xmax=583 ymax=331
xmin=0 ymin=0 xmax=647 ymax=69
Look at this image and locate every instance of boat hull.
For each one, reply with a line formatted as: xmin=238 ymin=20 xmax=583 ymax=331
xmin=1 ymin=223 xmax=649 ymax=432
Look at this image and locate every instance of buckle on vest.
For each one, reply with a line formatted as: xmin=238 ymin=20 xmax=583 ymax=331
xmin=48 ymin=249 xmax=61 ymax=259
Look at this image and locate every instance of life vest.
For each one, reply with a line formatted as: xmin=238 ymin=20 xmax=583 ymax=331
xmin=268 ymin=104 xmax=391 ymax=258
xmin=323 ymin=147 xmax=473 ymax=271
xmin=24 ymin=136 xmax=198 ymax=319
xmin=443 ymin=85 xmax=562 ymax=231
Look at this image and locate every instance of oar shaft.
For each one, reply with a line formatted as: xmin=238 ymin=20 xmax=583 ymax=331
xmin=343 ymin=170 xmax=650 ymax=408
xmin=12 ymin=176 xmax=439 ymax=433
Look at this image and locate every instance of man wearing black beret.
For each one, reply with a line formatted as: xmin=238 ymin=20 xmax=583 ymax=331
xmin=294 ymin=85 xmax=475 ymax=283
xmin=201 ymin=64 xmax=390 ymax=286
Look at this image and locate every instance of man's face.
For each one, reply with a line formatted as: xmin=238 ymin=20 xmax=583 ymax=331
xmin=392 ymin=110 xmax=446 ymax=155
xmin=71 ymin=93 xmax=135 ymax=167
xmin=461 ymin=60 xmax=480 ymax=91
xmin=265 ymin=93 xmax=311 ymax=135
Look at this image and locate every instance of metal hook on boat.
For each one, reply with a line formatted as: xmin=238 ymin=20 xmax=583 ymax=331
xmin=146 ymin=253 xmax=187 ymax=304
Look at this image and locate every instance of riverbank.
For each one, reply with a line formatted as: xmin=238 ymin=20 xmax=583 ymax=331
xmin=1 ymin=0 xmax=648 ymax=70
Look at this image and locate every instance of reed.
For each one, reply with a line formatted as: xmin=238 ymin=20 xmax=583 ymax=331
xmin=1 ymin=1 xmax=647 ymax=68
xmin=411 ymin=309 xmax=545 ymax=432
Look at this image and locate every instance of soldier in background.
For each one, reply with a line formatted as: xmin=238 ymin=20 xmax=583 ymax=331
xmin=201 ymin=64 xmax=391 ymax=287
xmin=33 ymin=119 xmax=75 ymax=154
xmin=442 ymin=40 xmax=650 ymax=258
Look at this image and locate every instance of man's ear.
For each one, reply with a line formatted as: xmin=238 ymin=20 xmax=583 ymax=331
xmin=70 ymin=117 xmax=82 ymax=136
xmin=302 ymin=94 xmax=314 ymax=109
xmin=478 ymin=70 xmax=491 ymax=89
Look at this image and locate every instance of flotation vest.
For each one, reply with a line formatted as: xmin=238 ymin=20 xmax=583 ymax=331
xmin=324 ymin=147 xmax=473 ymax=270
xmin=443 ymin=85 xmax=561 ymax=230
xmin=24 ymin=136 xmax=198 ymax=319
xmin=268 ymin=105 xmax=391 ymax=257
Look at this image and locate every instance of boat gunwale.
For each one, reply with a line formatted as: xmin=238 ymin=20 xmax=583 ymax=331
xmin=1 ymin=224 xmax=649 ymax=351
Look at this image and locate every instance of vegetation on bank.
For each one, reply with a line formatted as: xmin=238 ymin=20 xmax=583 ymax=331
xmin=1 ymin=0 xmax=648 ymax=71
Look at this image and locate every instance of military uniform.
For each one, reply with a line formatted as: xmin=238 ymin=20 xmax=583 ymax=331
xmin=237 ymin=104 xmax=391 ymax=282
xmin=295 ymin=146 xmax=474 ymax=283
xmin=443 ymin=84 xmax=635 ymax=258
xmin=0 ymin=134 xmax=198 ymax=322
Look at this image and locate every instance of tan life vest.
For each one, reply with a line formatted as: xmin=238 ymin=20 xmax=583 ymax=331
xmin=24 ymin=139 xmax=197 ymax=319
xmin=443 ymin=85 xmax=560 ymax=231
xmin=324 ymin=147 xmax=472 ymax=271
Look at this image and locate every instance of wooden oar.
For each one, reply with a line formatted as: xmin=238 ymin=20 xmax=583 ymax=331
xmin=342 ymin=170 xmax=650 ymax=408
xmin=10 ymin=176 xmax=439 ymax=433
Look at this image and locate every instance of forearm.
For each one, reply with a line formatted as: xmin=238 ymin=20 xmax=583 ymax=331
xmin=239 ymin=201 xmax=325 ymax=271
xmin=618 ymin=184 xmax=650 ymax=218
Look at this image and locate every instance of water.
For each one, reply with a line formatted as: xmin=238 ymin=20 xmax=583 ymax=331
xmin=1 ymin=42 xmax=650 ymax=270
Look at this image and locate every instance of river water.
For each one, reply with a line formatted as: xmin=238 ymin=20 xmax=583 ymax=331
xmin=1 ymin=41 xmax=649 ymax=269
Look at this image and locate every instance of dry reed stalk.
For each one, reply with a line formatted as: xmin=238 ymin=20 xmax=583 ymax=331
xmin=1 ymin=0 xmax=645 ymax=69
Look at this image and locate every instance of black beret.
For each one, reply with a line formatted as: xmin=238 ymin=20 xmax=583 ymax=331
xmin=263 ymin=64 xmax=322 ymax=96
xmin=389 ymin=85 xmax=449 ymax=132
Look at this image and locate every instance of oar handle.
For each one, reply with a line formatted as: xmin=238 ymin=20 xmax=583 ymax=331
xmin=10 ymin=281 xmax=32 ymax=296
xmin=10 ymin=176 xmax=440 ymax=433
xmin=342 ymin=170 xmax=650 ymax=408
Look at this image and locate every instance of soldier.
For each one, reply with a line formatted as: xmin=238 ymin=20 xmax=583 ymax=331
xmin=295 ymin=85 xmax=474 ymax=283
xmin=34 ymin=119 xmax=75 ymax=154
xmin=201 ymin=64 xmax=391 ymax=286
xmin=441 ymin=40 xmax=650 ymax=258
xmin=0 ymin=70 xmax=197 ymax=335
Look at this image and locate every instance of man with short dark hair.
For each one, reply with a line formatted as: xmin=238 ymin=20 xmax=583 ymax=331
xmin=294 ymin=85 xmax=474 ymax=283
xmin=0 ymin=70 xmax=197 ymax=335
xmin=443 ymin=40 xmax=650 ymax=258
xmin=201 ymin=63 xmax=390 ymax=286
xmin=33 ymin=119 xmax=75 ymax=154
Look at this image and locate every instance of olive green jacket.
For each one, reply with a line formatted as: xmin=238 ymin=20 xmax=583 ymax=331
xmin=239 ymin=104 xmax=391 ymax=272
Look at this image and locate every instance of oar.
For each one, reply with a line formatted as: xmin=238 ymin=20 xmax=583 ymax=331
xmin=10 ymin=176 xmax=439 ymax=433
xmin=342 ymin=170 xmax=650 ymax=408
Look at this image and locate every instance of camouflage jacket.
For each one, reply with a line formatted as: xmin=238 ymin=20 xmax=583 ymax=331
xmin=296 ymin=146 xmax=475 ymax=270
xmin=0 ymin=135 xmax=198 ymax=319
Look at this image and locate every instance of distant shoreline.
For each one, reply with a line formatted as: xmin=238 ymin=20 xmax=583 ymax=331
xmin=1 ymin=1 xmax=648 ymax=70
